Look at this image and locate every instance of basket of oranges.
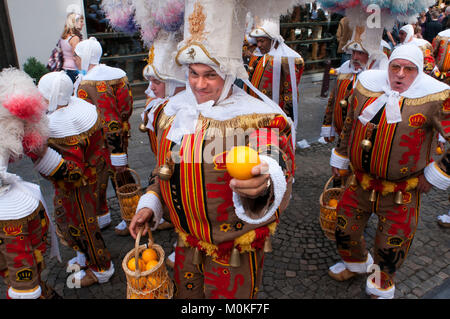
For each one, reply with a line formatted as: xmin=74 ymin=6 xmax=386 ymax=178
xmin=319 ymin=176 xmax=344 ymax=241
xmin=122 ymin=228 xmax=173 ymax=299
xmin=114 ymin=168 xmax=143 ymax=223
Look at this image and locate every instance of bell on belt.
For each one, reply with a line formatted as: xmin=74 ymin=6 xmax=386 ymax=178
xmin=360 ymin=139 xmax=372 ymax=152
xmin=263 ymin=237 xmax=273 ymax=253
xmin=339 ymin=99 xmax=348 ymax=108
xmin=192 ymin=247 xmax=203 ymax=265
xmin=139 ymin=123 xmax=148 ymax=132
xmin=229 ymin=247 xmax=241 ymax=267
xmin=369 ymin=189 xmax=377 ymax=202
xmin=394 ymin=191 xmax=404 ymax=205
xmin=158 ymin=163 xmax=173 ymax=180
xmin=348 ymin=174 xmax=358 ymax=187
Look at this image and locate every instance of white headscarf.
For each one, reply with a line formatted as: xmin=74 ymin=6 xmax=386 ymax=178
xmin=358 ymin=43 xmax=447 ymax=125
xmin=400 ymin=24 xmax=414 ymax=44
xmin=74 ymin=37 xmax=102 ymax=73
xmin=38 ymin=71 xmax=74 ymax=113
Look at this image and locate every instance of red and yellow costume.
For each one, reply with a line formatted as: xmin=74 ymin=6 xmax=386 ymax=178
xmin=432 ymin=29 xmax=450 ymax=85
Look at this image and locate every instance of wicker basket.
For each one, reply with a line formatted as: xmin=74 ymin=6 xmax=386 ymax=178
xmin=122 ymin=229 xmax=174 ymax=299
xmin=319 ymin=176 xmax=344 ymax=241
xmin=114 ymin=168 xmax=143 ymax=223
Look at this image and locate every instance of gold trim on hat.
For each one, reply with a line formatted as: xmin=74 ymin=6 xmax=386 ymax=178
xmin=175 ymin=42 xmax=220 ymax=67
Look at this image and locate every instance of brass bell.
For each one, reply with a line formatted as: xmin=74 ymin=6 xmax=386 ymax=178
xmin=263 ymin=237 xmax=273 ymax=253
xmin=229 ymin=247 xmax=241 ymax=268
xmin=394 ymin=190 xmax=404 ymax=205
xmin=248 ymin=66 xmax=254 ymax=72
xmin=158 ymin=163 xmax=173 ymax=180
xmin=339 ymin=99 xmax=348 ymax=108
xmin=347 ymin=174 xmax=358 ymax=187
xmin=139 ymin=123 xmax=148 ymax=133
xmin=360 ymin=139 xmax=372 ymax=152
xmin=192 ymin=247 xmax=203 ymax=265
xmin=369 ymin=189 xmax=377 ymax=202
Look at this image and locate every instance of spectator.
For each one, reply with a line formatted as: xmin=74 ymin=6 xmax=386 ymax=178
xmin=60 ymin=4 xmax=84 ymax=83
xmin=424 ymin=9 xmax=443 ymax=43
xmin=441 ymin=6 xmax=450 ymax=30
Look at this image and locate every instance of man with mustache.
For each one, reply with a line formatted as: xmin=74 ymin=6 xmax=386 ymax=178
xmin=321 ymin=25 xmax=387 ymax=144
xmin=328 ymin=44 xmax=449 ymax=298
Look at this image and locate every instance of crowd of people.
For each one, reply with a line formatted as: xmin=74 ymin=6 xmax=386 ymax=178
xmin=0 ymin=0 xmax=448 ymax=300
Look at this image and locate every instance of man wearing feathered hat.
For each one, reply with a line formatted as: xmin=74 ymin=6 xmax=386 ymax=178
xmin=129 ymin=0 xmax=295 ymax=299
xmin=137 ymin=30 xmax=187 ymax=261
xmin=328 ymin=43 xmax=449 ymax=299
xmin=321 ymin=25 xmax=388 ymax=145
xmin=0 ymin=68 xmax=61 ymax=298
xmin=74 ymin=37 xmax=135 ymax=233
xmin=35 ymin=71 xmax=115 ymax=288
xmin=247 ymin=17 xmax=304 ymax=127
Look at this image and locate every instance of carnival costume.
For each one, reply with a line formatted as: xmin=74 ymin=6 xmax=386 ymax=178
xmin=134 ymin=0 xmax=300 ymax=299
xmin=75 ymin=37 xmax=135 ymax=230
xmin=399 ymin=24 xmax=437 ymax=76
xmin=246 ymin=18 xmax=304 ymax=127
xmin=329 ymin=44 xmax=449 ymax=298
xmin=321 ymin=25 xmax=388 ymax=141
xmin=36 ymin=71 xmax=114 ymax=287
xmin=432 ymin=28 xmax=450 ymax=85
xmin=0 ymin=68 xmax=60 ymax=298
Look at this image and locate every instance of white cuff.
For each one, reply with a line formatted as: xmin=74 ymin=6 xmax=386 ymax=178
xmin=110 ymin=153 xmax=128 ymax=166
xmin=424 ymin=162 xmax=450 ymax=190
xmin=438 ymin=134 xmax=446 ymax=143
xmin=91 ymin=262 xmax=115 ymax=284
xmin=97 ymin=212 xmax=111 ymax=229
xmin=366 ymin=278 xmax=395 ymax=299
xmin=34 ymin=147 xmax=63 ymax=176
xmin=8 ymin=286 xmax=42 ymax=299
xmin=330 ymin=148 xmax=350 ymax=170
xmin=320 ymin=125 xmax=336 ymax=138
xmin=232 ymin=155 xmax=286 ymax=225
xmin=343 ymin=253 xmax=374 ymax=273
xmin=136 ymin=192 xmax=164 ymax=231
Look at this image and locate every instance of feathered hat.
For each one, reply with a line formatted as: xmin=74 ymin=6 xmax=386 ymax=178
xmin=0 ymin=68 xmax=49 ymax=165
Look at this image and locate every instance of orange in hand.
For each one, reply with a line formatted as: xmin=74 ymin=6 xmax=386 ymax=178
xmin=226 ymin=146 xmax=261 ymax=180
xmin=436 ymin=146 xmax=443 ymax=155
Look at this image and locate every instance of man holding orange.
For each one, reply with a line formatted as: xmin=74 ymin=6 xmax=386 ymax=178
xmin=129 ymin=0 xmax=294 ymax=299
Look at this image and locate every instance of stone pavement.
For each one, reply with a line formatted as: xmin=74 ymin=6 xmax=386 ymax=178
xmin=2 ymin=76 xmax=449 ymax=299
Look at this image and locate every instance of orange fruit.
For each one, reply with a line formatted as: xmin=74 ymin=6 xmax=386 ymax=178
xmin=328 ymin=199 xmax=338 ymax=208
xmin=226 ymin=146 xmax=261 ymax=180
xmin=436 ymin=146 xmax=443 ymax=155
xmin=147 ymin=276 xmax=161 ymax=289
xmin=141 ymin=248 xmax=158 ymax=263
xmin=145 ymin=259 xmax=159 ymax=271
xmin=127 ymin=257 xmax=145 ymax=272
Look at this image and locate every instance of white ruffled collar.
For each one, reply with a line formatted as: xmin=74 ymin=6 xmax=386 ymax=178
xmin=163 ymin=85 xmax=285 ymax=144
xmin=82 ymin=64 xmax=126 ymax=81
xmin=48 ymin=97 xmax=98 ymax=138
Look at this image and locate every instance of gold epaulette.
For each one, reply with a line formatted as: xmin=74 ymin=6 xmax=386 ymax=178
xmin=80 ymin=76 xmax=129 ymax=86
xmin=158 ymin=112 xmax=278 ymax=135
xmin=355 ymin=82 xmax=449 ymax=105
